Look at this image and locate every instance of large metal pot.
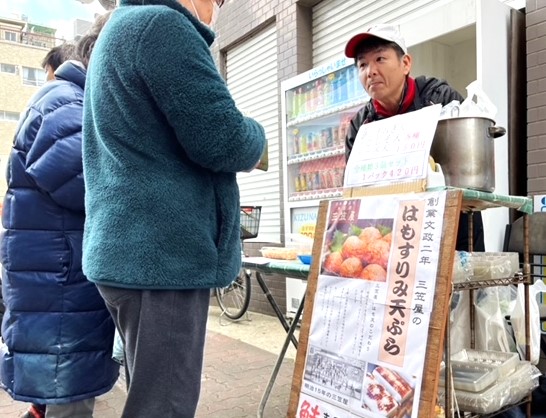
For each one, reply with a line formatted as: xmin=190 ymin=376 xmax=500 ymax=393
xmin=430 ymin=117 xmax=506 ymax=192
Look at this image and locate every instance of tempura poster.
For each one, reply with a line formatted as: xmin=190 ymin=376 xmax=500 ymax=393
xmin=296 ymin=191 xmax=446 ymax=418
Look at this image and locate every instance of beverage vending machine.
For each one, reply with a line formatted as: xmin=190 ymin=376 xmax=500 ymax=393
xmin=281 ymin=56 xmax=369 ymax=319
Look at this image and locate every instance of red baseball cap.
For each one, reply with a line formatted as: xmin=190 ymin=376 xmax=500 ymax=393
xmin=345 ymin=24 xmax=407 ymax=58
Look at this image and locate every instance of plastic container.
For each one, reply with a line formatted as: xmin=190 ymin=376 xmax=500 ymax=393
xmin=439 ymin=362 xmax=498 ymax=392
xmin=452 ymin=251 xmax=473 ymax=283
xmin=451 ymin=349 xmax=519 ymax=378
xmin=260 ymin=247 xmax=298 ymax=260
xmin=438 ymin=362 xmax=541 ymax=414
xmin=470 ymin=252 xmax=519 ymax=281
xmin=297 ymin=255 xmax=312 ymax=265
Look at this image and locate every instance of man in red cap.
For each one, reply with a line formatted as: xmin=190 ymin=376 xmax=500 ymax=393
xmin=344 ymin=23 xmax=484 ymax=252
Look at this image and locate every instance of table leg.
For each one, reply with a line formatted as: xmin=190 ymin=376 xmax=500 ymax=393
xmin=254 ymin=271 xmax=298 ymax=348
xmin=257 ymin=294 xmax=305 ymax=418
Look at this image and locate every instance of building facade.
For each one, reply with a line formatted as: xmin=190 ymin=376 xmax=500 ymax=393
xmin=526 ymin=0 xmax=546 ymax=197
xmin=210 ymin=0 xmax=537 ymax=317
xmin=0 ymin=15 xmax=58 ymax=201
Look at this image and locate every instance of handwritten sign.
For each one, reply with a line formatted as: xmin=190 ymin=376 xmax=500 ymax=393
xmin=344 ymin=105 xmax=442 ymax=188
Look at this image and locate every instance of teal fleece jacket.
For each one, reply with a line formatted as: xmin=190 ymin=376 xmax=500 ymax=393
xmin=82 ymin=0 xmax=266 ymax=289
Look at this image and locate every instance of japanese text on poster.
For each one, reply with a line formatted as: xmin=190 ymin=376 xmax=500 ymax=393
xmin=296 ymin=191 xmax=446 ymax=418
xmin=344 ymin=105 xmax=442 ymax=188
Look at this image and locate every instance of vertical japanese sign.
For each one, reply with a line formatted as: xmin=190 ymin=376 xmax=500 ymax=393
xmin=379 ymin=199 xmax=425 ymax=367
xmin=296 ymin=191 xmax=446 ymax=418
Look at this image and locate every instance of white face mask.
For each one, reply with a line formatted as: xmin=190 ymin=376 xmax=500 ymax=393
xmin=209 ymin=1 xmax=220 ymax=28
xmin=189 ymin=0 xmax=219 ymax=29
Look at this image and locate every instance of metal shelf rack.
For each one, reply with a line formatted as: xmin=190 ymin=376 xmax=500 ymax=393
xmin=444 ymin=191 xmax=533 ymax=418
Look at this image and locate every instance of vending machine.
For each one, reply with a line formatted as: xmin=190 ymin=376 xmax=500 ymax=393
xmin=281 ymin=56 xmax=369 ymax=318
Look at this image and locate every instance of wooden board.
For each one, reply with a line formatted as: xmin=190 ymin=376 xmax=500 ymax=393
xmin=287 ymin=190 xmax=462 ymax=418
xmin=287 ymin=199 xmax=329 ymax=418
xmin=343 ymin=179 xmax=427 ymax=198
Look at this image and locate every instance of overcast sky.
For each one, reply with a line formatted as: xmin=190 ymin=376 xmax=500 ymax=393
xmin=3 ymin=0 xmax=108 ymax=40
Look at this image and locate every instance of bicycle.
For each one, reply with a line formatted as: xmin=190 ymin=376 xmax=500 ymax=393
xmin=215 ymin=205 xmax=261 ymax=320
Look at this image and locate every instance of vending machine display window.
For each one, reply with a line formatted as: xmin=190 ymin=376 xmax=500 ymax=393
xmin=283 ymin=60 xmax=369 ymax=203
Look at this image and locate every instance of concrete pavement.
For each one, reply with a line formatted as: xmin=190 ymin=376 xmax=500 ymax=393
xmin=0 ymin=306 xmax=300 ymax=417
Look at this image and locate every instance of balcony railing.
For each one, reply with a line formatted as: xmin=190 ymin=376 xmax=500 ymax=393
xmin=0 ymin=24 xmax=63 ymax=49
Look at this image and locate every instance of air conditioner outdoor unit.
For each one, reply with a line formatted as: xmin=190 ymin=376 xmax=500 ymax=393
xmin=285 ymin=277 xmax=307 ymax=321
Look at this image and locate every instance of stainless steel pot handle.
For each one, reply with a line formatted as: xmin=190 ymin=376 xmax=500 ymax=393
xmin=488 ymin=126 xmax=506 ymax=138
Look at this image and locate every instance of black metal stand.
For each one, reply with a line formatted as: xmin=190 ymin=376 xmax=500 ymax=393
xmin=255 ymin=270 xmax=305 ymax=418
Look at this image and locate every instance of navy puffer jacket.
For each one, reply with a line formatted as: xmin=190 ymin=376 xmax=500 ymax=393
xmin=0 ymin=61 xmax=119 ymax=404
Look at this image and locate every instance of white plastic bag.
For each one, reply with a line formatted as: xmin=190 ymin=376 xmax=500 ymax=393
xmin=440 ymin=80 xmax=498 ymax=120
xmin=438 ymin=99 xmax=461 ymax=119
xmin=450 ymin=291 xmax=471 ymax=354
xmin=459 ymin=80 xmax=498 ymax=120
xmin=450 ymin=287 xmax=517 ymax=354
xmin=474 ymin=287 xmax=514 ymax=352
xmin=511 ymin=280 xmax=546 ymax=364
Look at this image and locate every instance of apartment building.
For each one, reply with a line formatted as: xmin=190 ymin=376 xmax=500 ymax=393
xmin=0 ymin=15 xmax=58 ymax=202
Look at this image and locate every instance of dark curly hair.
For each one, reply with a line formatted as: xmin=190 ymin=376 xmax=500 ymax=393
xmin=41 ymin=43 xmax=76 ymax=71
xmin=76 ymin=11 xmax=113 ymax=69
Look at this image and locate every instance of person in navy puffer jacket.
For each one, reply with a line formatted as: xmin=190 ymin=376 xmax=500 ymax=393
xmin=0 ymin=12 xmax=118 ymax=418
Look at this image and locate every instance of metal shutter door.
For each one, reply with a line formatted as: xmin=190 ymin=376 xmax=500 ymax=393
xmin=226 ymin=24 xmax=281 ymax=243
xmin=312 ymin=0 xmax=450 ymax=66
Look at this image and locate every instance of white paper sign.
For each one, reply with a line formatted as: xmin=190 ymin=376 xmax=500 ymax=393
xmin=344 ymin=105 xmax=442 ymax=188
xmin=296 ymin=192 xmax=447 ymax=418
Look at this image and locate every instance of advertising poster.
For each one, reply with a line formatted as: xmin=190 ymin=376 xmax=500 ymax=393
xmin=296 ymin=191 xmax=446 ymax=418
xmin=292 ymin=206 xmax=320 ymax=239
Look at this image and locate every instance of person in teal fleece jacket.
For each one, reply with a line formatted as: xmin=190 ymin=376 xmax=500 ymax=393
xmin=82 ymin=0 xmax=266 ymax=417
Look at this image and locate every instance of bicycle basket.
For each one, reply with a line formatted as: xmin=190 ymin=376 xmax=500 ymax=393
xmin=240 ymin=206 xmax=261 ymax=240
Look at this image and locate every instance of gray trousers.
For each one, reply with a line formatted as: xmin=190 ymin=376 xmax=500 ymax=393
xmin=97 ymin=285 xmax=210 ymax=418
xmin=45 ymin=399 xmax=95 ymax=418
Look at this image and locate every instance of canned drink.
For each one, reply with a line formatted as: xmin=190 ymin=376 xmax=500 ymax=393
xmin=294 ymin=175 xmax=301 ymax=192
xmin=332 ymin=127 xmax=339 ymax=146
xmin=292 ymin=129 xmax=300 ymax=155
xmin=299 ymin=173 xmax=307 ymax=191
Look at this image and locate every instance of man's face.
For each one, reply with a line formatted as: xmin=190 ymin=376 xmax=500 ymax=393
xmin=356 ymin=46 xmax=411 ymax=104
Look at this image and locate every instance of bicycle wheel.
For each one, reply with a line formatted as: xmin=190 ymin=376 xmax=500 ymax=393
xmin=215 ymin=269 xmax=251 ymax=320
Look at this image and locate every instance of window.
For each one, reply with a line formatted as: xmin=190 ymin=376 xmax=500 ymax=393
xmin=0 ymin=111 xmax=20 ymax=122
xmin=22 ymin=66 xmax=45 ymax=86
xmin=0 ymin=63 xmax=17 ymax=74
xmin=4 ymin=31 xmax=17 ymax=42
